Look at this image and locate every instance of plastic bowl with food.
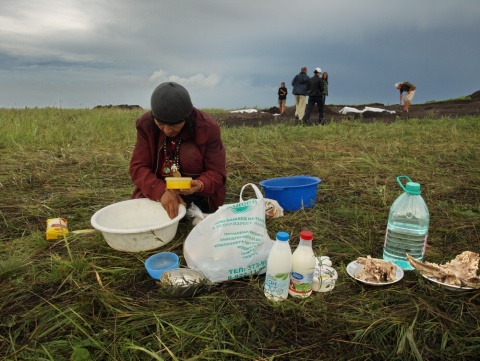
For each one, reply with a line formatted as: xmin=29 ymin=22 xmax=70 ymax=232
xmin=159 ymin=268 xmax=211 ymax=298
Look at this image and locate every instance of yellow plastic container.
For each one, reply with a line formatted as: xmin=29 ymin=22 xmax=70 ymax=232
xmin=165 ymin=177 xmax=192 ymax=189
xmin=46 ymin=218 xmax=69 ymax=240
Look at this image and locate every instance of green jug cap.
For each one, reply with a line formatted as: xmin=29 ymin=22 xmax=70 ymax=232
xmin=396 ymin=176 xmax=422 ymax=195
xmin=405 ymin=181 xmax=421 ymax=195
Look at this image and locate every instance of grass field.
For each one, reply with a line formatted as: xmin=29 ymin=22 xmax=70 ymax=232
xmin=1 ymin=108 xmax=479 ymax=360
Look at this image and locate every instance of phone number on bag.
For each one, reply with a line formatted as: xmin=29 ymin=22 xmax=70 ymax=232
xmin=227 ymin=261 xmax=268 ymax=280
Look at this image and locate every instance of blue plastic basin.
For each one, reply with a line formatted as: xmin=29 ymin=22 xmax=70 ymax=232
xmin=260 ymin=175 xmax=322 ymax=211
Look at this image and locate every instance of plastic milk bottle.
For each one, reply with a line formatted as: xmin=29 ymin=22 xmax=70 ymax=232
xmin=264 ymin=232 xmax=293 ymax=301
xmin=289 ymin=231 xmax=316 ymax=298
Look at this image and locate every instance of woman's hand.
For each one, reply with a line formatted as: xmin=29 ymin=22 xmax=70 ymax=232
xmin=160 ymin=189 xmax=186 ymax=219
xmin=179 ymin=179 xmax=204 ymax=196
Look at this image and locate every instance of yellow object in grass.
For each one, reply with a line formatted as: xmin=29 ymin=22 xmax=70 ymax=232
xmin=165 ymin=177 xmax=192 ymax=189
xmin=46 ymin=218 xmax=69 ymax=240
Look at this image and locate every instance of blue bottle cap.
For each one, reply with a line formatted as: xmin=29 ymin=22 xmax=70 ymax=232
xmin=405 ymin=182 xmax=421 ymax=195
xmin=276 ymin=232 xmax=289 ymax=241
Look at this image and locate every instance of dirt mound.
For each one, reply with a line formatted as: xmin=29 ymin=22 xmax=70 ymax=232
xmin=217 ymin=91 xmax=480 ymax=127
xmin=93 ymin=104 xmax=143 ymax=110
xmin=469 ymin=90 xmax=480 ymax=100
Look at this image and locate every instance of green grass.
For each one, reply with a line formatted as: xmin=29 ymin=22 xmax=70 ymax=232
xmin=425 ymin=96 xmax=471 ymax=103
xmin=1 ymin=108 xmax=479 ymax=360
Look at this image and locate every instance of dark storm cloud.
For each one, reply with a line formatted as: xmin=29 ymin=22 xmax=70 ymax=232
xmin=1 ymin=0 xmax=479 ymax=109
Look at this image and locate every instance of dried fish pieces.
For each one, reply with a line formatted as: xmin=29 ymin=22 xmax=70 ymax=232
xmin=406 ymin=251 xmax=480 ymax=289
xmin=355 ymin=256 xmax=397 ymax=283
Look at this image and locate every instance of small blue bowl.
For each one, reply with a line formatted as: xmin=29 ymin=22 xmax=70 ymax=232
xmin=145 ymin=252 xmax=179 ymax=280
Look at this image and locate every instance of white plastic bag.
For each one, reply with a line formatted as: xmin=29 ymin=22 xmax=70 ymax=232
xmin=186 ymin=202 xmax=211 ymax=226
xmin=186 ymin=202 xmax=204 ymax=220
xmin=184 ymin=183 xmax=274 ymax=283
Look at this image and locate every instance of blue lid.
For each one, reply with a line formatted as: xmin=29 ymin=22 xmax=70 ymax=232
xmin=276 ymin=232 xmax=289 ymax=241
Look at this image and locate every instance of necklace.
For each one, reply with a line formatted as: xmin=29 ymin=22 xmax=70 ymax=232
xmin=161 ymin=137 xmax=182 ymax=177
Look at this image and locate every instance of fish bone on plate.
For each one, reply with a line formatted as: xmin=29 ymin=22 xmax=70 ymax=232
xmin=346 ymin=258 xmax=404 ymax=286
xmin=406 ymin=252 xmax=479 ymax=292
xmin=421 ymin=275 xmax=474 ymax=292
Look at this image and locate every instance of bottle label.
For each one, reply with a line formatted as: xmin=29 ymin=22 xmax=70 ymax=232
xmin=264 ymin=273 xmax=290 ymax=297
xmin=289 ymin=272 xmax=314 ymax=294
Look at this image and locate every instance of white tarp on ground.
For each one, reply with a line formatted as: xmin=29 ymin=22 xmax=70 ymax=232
xmin=339 ymin=106 xmax=396 ymax=115
xmin=230 ymin=109 xmax=258 ymax=114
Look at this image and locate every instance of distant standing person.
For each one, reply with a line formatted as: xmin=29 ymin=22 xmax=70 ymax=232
xmin=302 ymin=68 xmax=325 ymax=125
xmin=395 ymin=82 xmax=416 ymax=113
xmin=291 ymin=67 xmax=310 ymax=120
xmin=321 ymin=71 xmax=329 ymax=123
xmin=278 ymin=82 xmax=287 ymax=115
xmin=321 ymin=72 xmax=329 ymax=105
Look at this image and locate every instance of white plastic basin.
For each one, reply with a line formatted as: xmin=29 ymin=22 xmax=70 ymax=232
xmin=91 ymin=198 xmax=186 ymax=252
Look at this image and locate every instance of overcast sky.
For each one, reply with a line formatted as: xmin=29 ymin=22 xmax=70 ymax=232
xmin=1 ymin=0 xmax=479 ymax=110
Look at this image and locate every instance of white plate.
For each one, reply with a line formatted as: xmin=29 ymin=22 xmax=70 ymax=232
xmin=346 ymin=259 xmax=404 ymax=286
xmin=421 ymin=275 xmax=475 ymax=292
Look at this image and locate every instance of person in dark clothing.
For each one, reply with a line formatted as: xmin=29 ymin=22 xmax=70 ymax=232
xmin=321 ymin=71 xmax=329 ymax=124
xmin=277 ymin=82 xmax=287 ymax=115
xmin=291 ymin=67 xmax=310 ymax=120
xmin=321 ymin=72 xmax=329 ymax=105
xmin=302 ymin=68 xmax=325 ymax=125
xmin=130 ymin=82 xmax=227 ymax=219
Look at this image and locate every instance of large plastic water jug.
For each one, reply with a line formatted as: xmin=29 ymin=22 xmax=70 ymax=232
xmin=383 ymin=176 xmax=429 ymax=270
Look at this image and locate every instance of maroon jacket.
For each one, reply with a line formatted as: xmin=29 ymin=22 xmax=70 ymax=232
xmin=129 ymin=108 xmax=227 ymax=212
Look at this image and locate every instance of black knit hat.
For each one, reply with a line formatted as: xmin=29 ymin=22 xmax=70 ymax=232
xmin=150 ymin=82 xmax=193 ymax=124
